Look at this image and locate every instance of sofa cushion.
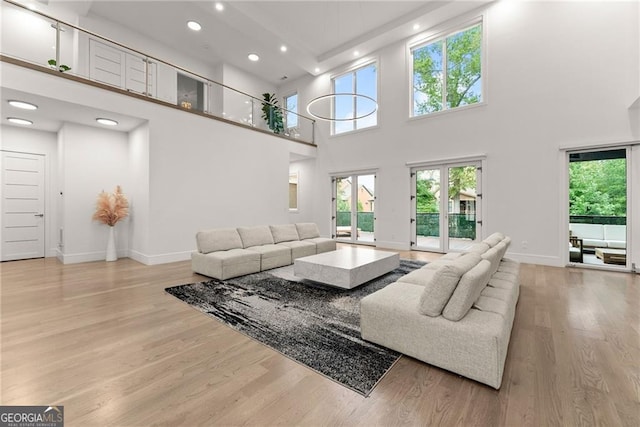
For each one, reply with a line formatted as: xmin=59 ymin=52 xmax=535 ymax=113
xmin=417 ymin=265 xmax=463 ymax=317
xmin=483 ymin=232 xmax=504 ymax=247
xmin=603 ymin=225 xmax=626 ymax=248
xmin=398 ymin=267 xmax=437 ymax=286
xmin=245 ymin=244 xmax=292 ymax=270
xmin=237 ymin=226 xmax=274 ymax=248
xmin=468 ymin=242 xmax=490 ymax=254
xmin=191 ymin=249 xmax=261 ymax=280
xmin=196 ymin=228 xmax=243 ymax=254
xmin=481 ymin=246 xmax=501 ymax=276
xmin=295 ymin=223 xmax=321 ymax=240
xmin=570 ymin=223 xmax=604 ymax=240
xmin=443 ymin=259 xmax=493 ymax=321
xmin=270 ymin=224 xmax=300 ymax=243
xmin=474 ymin=296 xmax=511 ymax=319
xmin=276 ymin=240 xmax=316 ymax=259
xmin=304 ymin=237 xmax=336 ymax=253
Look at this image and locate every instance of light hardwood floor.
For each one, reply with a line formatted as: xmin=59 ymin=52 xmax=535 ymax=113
xmin=1 ymin=248 xmax=638 ymax=426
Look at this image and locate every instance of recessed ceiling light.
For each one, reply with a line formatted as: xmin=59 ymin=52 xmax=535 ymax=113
xmin=314 ymin=67 xmax=320 ymax=73
xmin=187 ymin=21 xmax=202 ymax=31
xmin=280 ymin=45 xmax=287 ymax=52
xmin=413 ymin=23 xmax=420 ymax=30
xmin=96 ymin=118 xmax=118 ymax=126
xmin=354 ymin=51 xmax=360 ymax=56
xmin=8 ymin=100 xmax=38 ymax=110
xmin=7 ymin=117 xmax=33 ymax=126
xmin=215 ymin=2 xmax=224 ymax=11
xmin=248 ymin=53 xmax=260 ymax=62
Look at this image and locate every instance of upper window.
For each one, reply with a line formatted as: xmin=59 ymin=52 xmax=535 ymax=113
xmin=332 ymin=62 xmax=377 ymax=135
xmin=411 ymin=22 xmax=482 ymax=117
xmin=284 ymin=93 xmax=298 ymax=130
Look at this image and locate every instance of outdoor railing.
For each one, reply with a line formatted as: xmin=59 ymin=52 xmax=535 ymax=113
xmin=1 ymin=0 xmax=315 ymax=144
xmin=569 ymin=215 xmax=626 ymax=225
xmin=336 ymin=212 xmax=476 ymax=240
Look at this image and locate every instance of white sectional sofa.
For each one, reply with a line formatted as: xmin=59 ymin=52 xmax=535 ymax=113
xmin=569 ymin=223 xmax=626 ymax=249
xmin=360 ymin=233 xmax=518 ymax=389
xmin=192 ymin=223 xmax=336 ymax=280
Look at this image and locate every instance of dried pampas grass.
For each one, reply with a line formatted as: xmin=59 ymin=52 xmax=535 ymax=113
xmin=93 ymin=185 xmax=129 ymax=226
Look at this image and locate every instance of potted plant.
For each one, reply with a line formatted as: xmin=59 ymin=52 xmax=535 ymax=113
xmin=48 ymin=59 xmax=71 ymax=72
xmin=261 ymin=93 xmax=284 ymax=134
xmin=92 ymin=185 xmax=129 ymax=261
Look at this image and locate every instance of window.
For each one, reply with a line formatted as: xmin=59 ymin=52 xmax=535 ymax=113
xmin=284 ymin=93 xmax=298 ymax=130
xmin=411 ymin=22 xmax=482 ymax=117
xmin=332 ymin=62 xmax=377 ymax=135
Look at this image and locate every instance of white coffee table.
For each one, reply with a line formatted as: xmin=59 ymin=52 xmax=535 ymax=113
xmin=293 ymin=247 xmax=400 ymax=289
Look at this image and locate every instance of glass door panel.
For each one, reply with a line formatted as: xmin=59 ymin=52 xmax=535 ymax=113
xmin=335 ymin=177 xmax=352 ymax=240
xmin=415 ymin=169 xmax=441 ymax=250
xmin=447 ymin=166 xmax=478 ymax=251
xmin=568 ymin=149 xmax=628 ymax=268
xmin=356 ymin=174 xmax=375 ymax=243
xmin=412 ymin=162 xmax=481 ymax=252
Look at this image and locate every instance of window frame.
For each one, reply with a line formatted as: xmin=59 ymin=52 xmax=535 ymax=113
xmin=283 ymin=92 xmax=299 ymax=131
xmin=408 ymin=17 xmax=485 ymax=119
xmin=289 ymin=171 xmax=299 ymax=212
xmin=330 ymin=59 xmax=379 ymax=136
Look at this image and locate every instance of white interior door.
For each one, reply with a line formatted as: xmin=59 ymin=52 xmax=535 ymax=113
xmin=1 ymin=151 xmax=45 ymax=261
xmin=126 ymin=53 xmax=157 ymax=97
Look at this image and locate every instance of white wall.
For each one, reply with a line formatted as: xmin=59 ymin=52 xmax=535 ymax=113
xmin=128 ymin=122 xmax=150 ymax=259
xmin=58 ymin=122 xmax=130 ymax=263
xmin=144 ymin=106 xmax=290 ymax=264
xmin=279 ymin=0 xmax=639 ymax=266
xmin=221 ymin=63 xmax=276 ymax=129
xmin=0 ymin=125 xmax=59 ymax=257
xmin=1 ymin=60 xmax=291 ymax=265
xmin=289 ymin=159 xmax=318 ymax=224
xmin=0 ymin=4 xmax=75 ymax=70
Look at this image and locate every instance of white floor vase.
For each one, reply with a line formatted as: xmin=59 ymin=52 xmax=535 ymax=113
xmin=106 ymin=226 xmax=117 ymax=261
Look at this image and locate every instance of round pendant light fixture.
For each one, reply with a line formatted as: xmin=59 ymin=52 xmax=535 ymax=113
xmin=306 ymin=93 xmax=378 ymax=121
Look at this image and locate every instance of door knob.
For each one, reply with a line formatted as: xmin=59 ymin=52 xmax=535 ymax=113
xmin=34 ymin=213 xmax=44 ymax=217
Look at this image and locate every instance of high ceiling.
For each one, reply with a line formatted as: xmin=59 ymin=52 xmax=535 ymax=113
xmin=41 ymin=0 xmax=490 ymax=84
xmin=2 ymin=0 xmax=491 ymax=132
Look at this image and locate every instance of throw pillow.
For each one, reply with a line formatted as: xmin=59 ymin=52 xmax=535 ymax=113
xmin=418 ymin=264 xmax=464 ymax=317
xmin=442 ymin=259 xmax=493 ymax=321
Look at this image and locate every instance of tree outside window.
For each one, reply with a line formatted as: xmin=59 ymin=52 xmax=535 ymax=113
xmin=412 ymin=23 xmax=482 ymax=116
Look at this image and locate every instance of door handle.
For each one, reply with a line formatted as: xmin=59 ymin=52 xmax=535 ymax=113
xmin=34 ymin=214 xmax=44 ymax=217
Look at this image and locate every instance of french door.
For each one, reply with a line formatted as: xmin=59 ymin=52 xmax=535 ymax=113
xmin=410 ymin=162 xmax=482 ymax=252
xmin=332 ymin=173 xmax=376 ymax=244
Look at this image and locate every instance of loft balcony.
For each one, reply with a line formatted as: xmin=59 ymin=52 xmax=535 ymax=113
xmin=0 ymin=0 xmax=316 ymax=145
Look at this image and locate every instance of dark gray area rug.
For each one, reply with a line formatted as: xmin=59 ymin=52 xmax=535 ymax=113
xmin=165 ymin=259 xmax=424 ymax=396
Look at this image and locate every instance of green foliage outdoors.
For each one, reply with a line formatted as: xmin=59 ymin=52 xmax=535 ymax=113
xmin=413 ymin=25 xmax=481 ymax=114
xmin=261 ymin=93 xmax=284 ymax=134
xmin=416 ymin=167 xmax=476 ymax=213
xmin=569 ymin=159 xmax=626 ymax=216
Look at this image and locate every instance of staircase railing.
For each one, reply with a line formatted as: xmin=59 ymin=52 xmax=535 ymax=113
xmin=0 ymin=0 xmax=315 ymax=144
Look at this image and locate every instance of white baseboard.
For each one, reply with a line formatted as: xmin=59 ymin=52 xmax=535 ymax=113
xmin=128 ymin=249 xmax=192 ymax=265
xmin=57 ymin=249 xmax=129 ymax=264
xmin=504 ymin=251 xmax=562 ymax=267
xmin=374 ymin=240 xmax=411 ymax=251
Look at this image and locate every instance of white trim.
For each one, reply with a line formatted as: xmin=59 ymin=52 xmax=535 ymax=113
xmin=329 ymin=167 xmax=378 ymax=177
xmin=128 ymin=249 xmax=192 ymax=265
xmin=408 ymin=17 xmax=485 ymax=119
xmin=406 ymin=154 xmax=486 ymax=168
xmin=559 ymin=139 xmax=640 ymax=152
xmin=56 ymin=249 xmax=129 ymax=264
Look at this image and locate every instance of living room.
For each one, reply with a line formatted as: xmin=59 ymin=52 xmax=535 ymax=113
xmin=1 ymin=0 xmax=639 ymax=425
